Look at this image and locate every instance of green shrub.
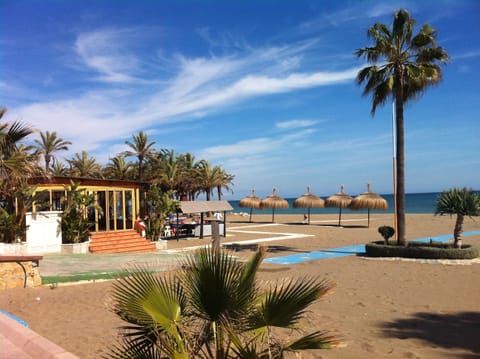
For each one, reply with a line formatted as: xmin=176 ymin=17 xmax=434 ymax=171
xmin=365 ymin=240 xmax=479 ymax=259
xmin=378 ymin=225 xmax=395 ymax=245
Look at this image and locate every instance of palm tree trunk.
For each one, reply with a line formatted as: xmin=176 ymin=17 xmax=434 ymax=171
xmin=454 ymin=214 xmax=464 ymax=248
xmin=395 ymin=73 xmax=407 ymax=246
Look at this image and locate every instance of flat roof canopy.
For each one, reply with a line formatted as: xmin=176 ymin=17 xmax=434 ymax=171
xmin=179 ymin=200 xmax=233 ymax=214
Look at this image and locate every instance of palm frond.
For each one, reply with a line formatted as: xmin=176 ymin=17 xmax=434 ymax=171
xmin=251 ymin=278 xmax=334 ymax=331
xmin=282 ymin=330 xmax=340 ymax=351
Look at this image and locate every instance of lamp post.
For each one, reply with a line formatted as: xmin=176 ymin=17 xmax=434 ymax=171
xmin=392 ymin=101 xmax=398 ymax=242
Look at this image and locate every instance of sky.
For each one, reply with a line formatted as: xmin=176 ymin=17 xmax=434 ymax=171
xmin=1 ymin=0 xmax=479 ymax=200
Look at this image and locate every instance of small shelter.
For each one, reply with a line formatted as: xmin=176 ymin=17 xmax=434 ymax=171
xmin=349 ymin=183 xmax=388 ymax=227
xmin=178 ymin=200 xmax=233 ymax=239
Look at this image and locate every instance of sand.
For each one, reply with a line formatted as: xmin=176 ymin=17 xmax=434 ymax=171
xmin=1 ymin=213 xmax=479 ymax=358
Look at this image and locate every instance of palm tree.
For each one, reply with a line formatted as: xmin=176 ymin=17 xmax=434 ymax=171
xmin=435 ymin=188 xmax=480 ymax=248
xmin=34 ymin=131 xmax=72 ymax=173
xmin=356 ymin=9 xmax=449 ymax=245
xmin=196 ymin=160 xmax=224 ymax=201
xmin=50 ymin=161 xmax=69 ymax=176
xmin=109 ymin=246 xmax=338 ymax=358
xmin=123 ymin=131 xmax=156 ymax=181
xmin=0 ymin=108 xmax=41 ymax=213
xmin=155 ymin=149 xmax=179 ymax=192
xmin=67 ymin=150 xmax=102 ymax=178
xmin=215 ymin=169 xmax=234 ymax=200
xmin=103 ymin=155 xmax=135 ymax=180
xmin=177 ymin=152 xmax=200 ymax=200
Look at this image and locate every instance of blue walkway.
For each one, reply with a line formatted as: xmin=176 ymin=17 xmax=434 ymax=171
xmin=263 ymin=230 xmax=480 ymax=265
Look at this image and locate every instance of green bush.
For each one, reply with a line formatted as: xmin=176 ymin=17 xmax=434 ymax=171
xmin=365 ymin=240 xmax=479 ymax=259
xmin=378 ymin=225 xmax=395 ymax=245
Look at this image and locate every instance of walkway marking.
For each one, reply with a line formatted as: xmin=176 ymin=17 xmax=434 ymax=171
xmin=264 ymin=230 xmax=480 ymax=265
xmin=161 ymin=228 xmax=314 ymax=254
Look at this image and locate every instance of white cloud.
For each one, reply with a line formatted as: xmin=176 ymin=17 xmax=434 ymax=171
xmin=276 ymin=119 xmax=320 ymax=129
xmin=74 ymin=28 xmax=154 ymax=83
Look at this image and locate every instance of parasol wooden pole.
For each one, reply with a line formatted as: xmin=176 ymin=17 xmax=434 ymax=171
xmin=338 ymin=205 xmax=342 ymax=226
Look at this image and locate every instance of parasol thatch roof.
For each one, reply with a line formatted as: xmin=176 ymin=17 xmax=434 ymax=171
xmin=350 ymin=183 xmax=388 ymax=210
xmin=325 ymin=184 xmax=353 ymax=226
xmin=260 ymin=188 xmax=289 ymax=209
xmin=350 ymin=183 xmax=388 ymax=227
xmin=294 ymin=186 xmax=325 ymax=209
xmin=239 ymin=189 xmax=262 ymax=222
xmin=260 ymin=188 xmax=289 ymax=223
xmin=239 ymin=189 xmax=261 ymax=209
xmin=326 ymin=184 xmax=352 ymax=208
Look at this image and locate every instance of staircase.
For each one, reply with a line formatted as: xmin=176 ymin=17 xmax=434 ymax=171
xmin=89 ymin=230 xmax=157 ymax=254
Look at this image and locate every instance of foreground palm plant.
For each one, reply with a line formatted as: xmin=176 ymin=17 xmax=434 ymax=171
xmin=435 ymin=188 xmax=480 ymax=248
xmin=109 ymin=247 xmax=338 ymax=358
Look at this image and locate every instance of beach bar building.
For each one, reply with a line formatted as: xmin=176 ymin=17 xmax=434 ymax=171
xmin=29 ymin=176 xmax=142 ymax=232
xmin=16 ymin=176 xmax=157 ymax=254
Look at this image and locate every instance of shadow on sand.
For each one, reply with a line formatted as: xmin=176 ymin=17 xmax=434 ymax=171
xmin=223 ymin=243 xmax=306 ymax=254
xmin=380 ymin=311 xmax=480 ymax=358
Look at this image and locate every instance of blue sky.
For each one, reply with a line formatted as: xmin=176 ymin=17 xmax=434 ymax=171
xmin=1 ymin=0 xmax=479 ymax=200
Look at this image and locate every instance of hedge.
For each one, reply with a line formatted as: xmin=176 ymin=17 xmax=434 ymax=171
xmin=365 ymin=240 xmax=479 ymax=260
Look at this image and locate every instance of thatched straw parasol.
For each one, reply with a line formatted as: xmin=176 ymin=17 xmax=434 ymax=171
xmin=239 ymin=189 xmax=262 ymax=222
xmin=325 ymin=184 xmax=353 ymax=226
xmin=350 ymin=183 xmax=388 ymax=227
xmin=260 ymin=187 xmax=289 ymax=223
xmin=293 ymin=185 xmax=325 ymax=224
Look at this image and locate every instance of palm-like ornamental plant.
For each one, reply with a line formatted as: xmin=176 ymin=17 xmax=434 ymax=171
xmin=109 ymin=247 xmax=337 ymax=358
xmin=356 ymin=9 xmax=449 ymax=245
xmin=435 ymin=188 xmax=480 ymax=248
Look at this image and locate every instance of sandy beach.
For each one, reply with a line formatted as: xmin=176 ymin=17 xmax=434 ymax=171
xmin=1 ymin=213 xmax=479 ymax=358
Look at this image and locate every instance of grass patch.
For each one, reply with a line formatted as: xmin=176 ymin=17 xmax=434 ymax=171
xmin=42 ymin=270 xmax=131 ymax=285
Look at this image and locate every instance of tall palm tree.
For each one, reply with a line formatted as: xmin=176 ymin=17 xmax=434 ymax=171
xmin=435 ymin=188 xmax=480 ymax=248
xmin=34 ymin=131 xmax=72 ymax=173
xmin=123 ymin=131 xmax=156 ymax=181
xmin=195 ymin=160 xmax=224 ymax=201
xmin=157 ymin=149 xmax=179 ymax=192
xmin=177 ymin=152 xmax=199 ymax=200
xmin=215 ymin=169 xmax=234 ymax=200
xmin=103 ymin=155 xmax=135 ymax=180
xmin=109 ymin=246 xmax=338 ymax=358
xmin=67 ymin=150 xmax=102 ymax=178
xmin=356 ymin=9 xmax=449 ymax=245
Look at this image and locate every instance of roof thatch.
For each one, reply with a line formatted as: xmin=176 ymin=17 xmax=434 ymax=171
xmin=350 ymin=183 xmax=388 ymax=210
xmin=179 ymin=200 xmax=233 ymax=214
xmin=325 ymin=184 xmax=353 ymax=208
xmin=293 ymin=186 xmax=325 ymax=209
xmin=239 ymin=189 xmax=261 ymax=209
xmin=260 ymin=188 xmax=289 ymax=209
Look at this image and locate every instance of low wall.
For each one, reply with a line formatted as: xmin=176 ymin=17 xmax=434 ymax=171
xmin=0 ymin=256 xmax=43 ymax=290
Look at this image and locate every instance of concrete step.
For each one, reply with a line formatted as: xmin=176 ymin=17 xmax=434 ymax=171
xmin=90 ymin=231 xmax=156 ymax=254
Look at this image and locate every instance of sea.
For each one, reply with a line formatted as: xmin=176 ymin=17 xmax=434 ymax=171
xmin=229 ymin=192 xmax=446 ymax=216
